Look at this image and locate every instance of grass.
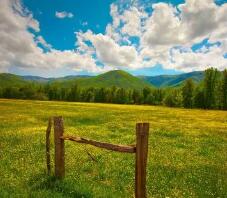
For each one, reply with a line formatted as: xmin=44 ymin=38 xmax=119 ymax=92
xmin=0 ymin=99 xmax=226 ymax=197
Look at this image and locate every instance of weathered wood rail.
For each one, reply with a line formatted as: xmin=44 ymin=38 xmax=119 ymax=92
xmin=45 ymin=116 xmax=149 ymax=198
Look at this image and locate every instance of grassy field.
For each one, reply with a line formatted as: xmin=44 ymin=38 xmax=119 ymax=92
xmin=0 ymin=99 xmax=226 ymax=198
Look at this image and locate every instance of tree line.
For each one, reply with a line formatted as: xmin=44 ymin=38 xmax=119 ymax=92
xmin=0 ymin=68 xmax=227 ymax=110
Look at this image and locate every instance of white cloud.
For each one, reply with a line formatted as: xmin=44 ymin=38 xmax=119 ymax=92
xmin=0 ymin=0 xmax=227 ymax=76
xmin=139 ymin=0 xmax=227 ymax=71
xmin=164 ymin=44 xmax=227 ymax=72
xmin=55 ymin=11 xmax=74 ymax=19
xmin=77 ymin=31 xmax=141 ymax=68
xmin=142 ymin=3 xmax=184 ymax=47
xmin=121 ymin=7 xmax=147 ymax=37
xmin=36 ymin=36 xmax=52 ymax=50
xmin=0 ymin=0 xmax=104 ymax=76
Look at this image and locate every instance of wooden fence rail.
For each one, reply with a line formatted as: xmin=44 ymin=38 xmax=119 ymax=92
xmin=46 ymin=116 xmax=149 ymax=198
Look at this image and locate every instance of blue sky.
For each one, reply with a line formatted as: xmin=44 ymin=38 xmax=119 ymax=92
xmin=0 ymin=0 xmax=227 ymax=77
xmin=24 ymin=0 xmax=114 ymax=50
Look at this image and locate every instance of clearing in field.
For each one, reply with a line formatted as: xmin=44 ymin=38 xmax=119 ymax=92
xmin=0 ymin=99 xmax=226 ymax=197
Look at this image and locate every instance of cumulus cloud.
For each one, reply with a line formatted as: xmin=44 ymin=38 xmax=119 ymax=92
xmin=77 ymin=31 xmax=141 ymax=68
xmin=36 ymin=36 xmax=52 ymax=50
xmin=0 ymin=0 xmax=226 ymax=75
xmin=121 ymin=7 xmax=147 ymax=37
xmin=0 ymin=0 xmax=103 ymax=75
xmin=89 ymin=0 xmax=227 ymax=72
xmin=55 ymin=11 xmax=74 ymax=19
xmin=139 ymin=0 xmax=226 ymax=71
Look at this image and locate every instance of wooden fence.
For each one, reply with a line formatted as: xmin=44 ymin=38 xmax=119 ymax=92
xmin=46 ymin=116 xmax=149 ymax=198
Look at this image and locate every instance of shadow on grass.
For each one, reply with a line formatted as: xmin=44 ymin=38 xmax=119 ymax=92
xmin=28 ymin=173 xmax=93 ymax=198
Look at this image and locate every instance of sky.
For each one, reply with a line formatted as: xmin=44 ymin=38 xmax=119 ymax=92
xmin=0 ymin=0 xmax=227 ymax=77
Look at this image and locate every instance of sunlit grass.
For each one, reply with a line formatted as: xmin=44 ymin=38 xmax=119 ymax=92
xmin=0 ymin=99 xmax=226 ymax=197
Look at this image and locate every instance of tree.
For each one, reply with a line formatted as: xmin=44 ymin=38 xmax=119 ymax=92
xmin=222 ymin=69 xmax=227 ymax=110
xmin=19 ymin=85 xmax=36 ymax=99
xmin=132 ymin=89 xmax=142 ymax=104
xmin=3 ymin=87 xmax=19 ymax=98
xmin=193 ymin=86 xmax=205 ymax=109
xmin=182 ymin=79 xmax=194 ymax=108
xmin=145 ymin=93 xmax=155 ymax=105
xmin=143 ymin=87 xmax=151 ymax=104
xmin=163 ymin=89 xmax=182 ymax=107
xmin=153 ymin=89 xmax=164 ymax=105
xmin=95 ymin=88 xmax=106 ymax=103
xmin=204 ymin=68 xmax=218 ymax=109
xmin=82 ymin=87 xmax=95 ymax=102
xmin=68 ymin=84 xmax=80 ymax=101
xmin=116 ymin=88 xmax=128 ymax=104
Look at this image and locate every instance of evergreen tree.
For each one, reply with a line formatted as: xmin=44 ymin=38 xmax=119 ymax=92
xmin=143 ymin=87 xmax=151 ymax=104
xmin=193 ymin=86 xmax=205 ymax=109
xmin=95 ymin=88 xmax=105 ymax=103
xmin=132 ymin=89 xmax=142 ymax=104
xmin=164 ymin=89 xmax=182 ymax=107
xmin=68 ymin=84 xmax=80 ymax=101
xmin=110 ymin=86 xmax=117 ymax=103
xmin=0 ymin=88 xmax=2 ymax=98
xmin=153 ymin=89 xmax=164 ymax=105
xmin=182 ymin=79 xmax=194 ymax=108
xmin=116 ymin=88 xmax=128 ymax=104
xmin=204 ymin=68 xmax=218 ymax=109
xmin=145 ymin=93 xmax=155 ymax=105
xmin=222 ymin=69 xmax=227 ymax=110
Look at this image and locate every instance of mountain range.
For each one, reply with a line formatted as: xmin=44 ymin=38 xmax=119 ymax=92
xmin=140 ymin=71 xmax=204 ymax=87
xmin=0 ymin=70 xmax=204 ymax=89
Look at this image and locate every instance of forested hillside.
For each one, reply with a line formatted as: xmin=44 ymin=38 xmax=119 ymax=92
xmin=0 ymin=68 xmax=226 ymax=110
xmin=140 ymin=71 xmax=204 ymax=87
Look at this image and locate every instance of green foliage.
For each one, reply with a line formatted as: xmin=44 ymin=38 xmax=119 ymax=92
xmin=163 ymin=89 xmax=182 ymax=107
xmin=193 ymin=86 xmax=205 ymax=109
xmin=203 ymin=68 xmax=219 ymax=109
xmin=0 ymin=73 xmax=27 ymax=88
xmin=222 ymin=69 xmax=227 ymax=110
xmin=141 ymin=71 xmax=204 ymax=87
xmin=50 ymin=70 xmax=152 ymax=90
xmin=1 ymin=68 xmax=227 ymax=110
xmin=182 ymin=79 xmax=194 ymax=108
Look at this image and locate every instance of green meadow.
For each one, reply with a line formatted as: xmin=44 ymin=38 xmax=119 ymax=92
xmin=0 ymin=99 xmax=226 ymax=197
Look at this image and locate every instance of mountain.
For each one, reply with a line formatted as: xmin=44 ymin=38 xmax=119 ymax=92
xmin=140 ymin=71 xmax=204 ymax=87
xmin=0 ymin=73 xmax=28 ymax=88
xmin=0 ymin=70 xmax=205 ymax=89
xmin=50 ymin=70 xmax=152 ymax=89
xmin=22 ymin=76 xmax=53 ymax=83
xmin=0 ymin=70 xmax=151 ymax=90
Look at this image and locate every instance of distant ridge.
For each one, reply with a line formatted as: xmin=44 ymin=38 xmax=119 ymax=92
xmin=0 ymin=70 xmax=205 ymax=89
xmin=22 ymin=75 xmax=90 ymax=83
xmin=0 ymin=73 xmax=27 ymax=88
xmin=139 ymin=71 xmax=204 ymax=87
xmin=0 ymin=70 xmax=151 ymax=89
xmin=50 ymin=70 xmax=152 ymax=89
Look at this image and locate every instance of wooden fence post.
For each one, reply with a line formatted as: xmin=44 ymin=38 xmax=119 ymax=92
xmin=46 ymin=117 xmax=52 ymax=175
xmin=54 ymin=116 xmax=65 ymax=179
xmin=135 ymin=123 xmax=149 ymax=198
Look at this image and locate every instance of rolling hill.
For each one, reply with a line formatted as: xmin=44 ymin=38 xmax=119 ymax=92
xmin=140 ymin=71 xmax=204 ymax=87
xmin=0 ymin=73 xmax=28 ymax=88
xmin=0 ymin=70 xmax=151 ymax=90
xmin=0 ymin=70 xmax=205 ymax=89
xmin=22 ymin=75 xmax=90 ymax=83
xmin=50 ymin=70 xmax=152 ymax=89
